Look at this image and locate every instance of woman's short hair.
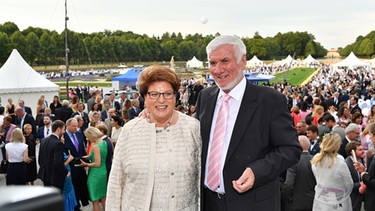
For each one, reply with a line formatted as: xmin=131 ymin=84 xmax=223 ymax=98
xmin=84 ymin=127 xmax=103 ymax=139
xmin=111 ymin=115 xmax=123 ymax=126
xmin=137 ymin=65 xmax=180 ymax=99
xmin=10 ymin=128 xmax=24 ymax=143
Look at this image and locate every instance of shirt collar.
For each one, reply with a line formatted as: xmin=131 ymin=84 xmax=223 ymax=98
xmin=217 ymin=76 xmax=246 ymax=102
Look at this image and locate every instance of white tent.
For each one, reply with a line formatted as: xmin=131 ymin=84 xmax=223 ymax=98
xmin=0 ymin=49 xmax=60 ymax=117
xmin=332 ymin=52 xmax=371 ymax=72
xmin=246 ymin=55 xmax=264 ymax=68
xmin=281 ymin=55 xmax=298 ymax=66
xmin=186 ymin=56 xmax=203 ymax=68
xmin=302 ymin=54 xmax=320 ymax=67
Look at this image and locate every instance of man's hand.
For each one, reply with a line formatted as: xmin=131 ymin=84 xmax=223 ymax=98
xmin=232 ymin=167 xmax=255 ymax=193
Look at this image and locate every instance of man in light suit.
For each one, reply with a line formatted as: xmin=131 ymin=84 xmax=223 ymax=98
xmin=64 ymin=118 xmax=90 ymax=210
xmin=345 ymin=141 xmax=366 ymax=211
xmin=37 ymin=120 xmax=67 ymax=192
xmin=195 ymin=35 xmax=301 ymax=211
xmin=282 ymin=135 xmax=316 ymax=211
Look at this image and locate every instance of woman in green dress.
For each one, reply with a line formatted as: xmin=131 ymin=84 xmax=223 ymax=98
xmin=80 ymin=127 xmax=108 ymax=211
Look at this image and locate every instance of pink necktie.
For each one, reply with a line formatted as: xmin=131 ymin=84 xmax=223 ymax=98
xmin=207 ymin=94 xmax=231 ymax=190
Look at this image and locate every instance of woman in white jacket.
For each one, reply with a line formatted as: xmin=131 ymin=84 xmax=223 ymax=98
xmin=311 ymin=133 xmax=353 ymax=211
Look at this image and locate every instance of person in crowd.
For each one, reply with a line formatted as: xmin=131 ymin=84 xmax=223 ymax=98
xmin=195 ymin=35 xmax=300 ymax=210
xmin=311 ymin=133 xmax=353 ymax=210
xmin=324 ymin=114 xmax=346 ymax=140
xmin=282 ymin=135 xmax=316 ymax=211
xmin=108 ymin=92 xmax=121 ymax=113
xmin=24 ymin=123 xmax=37 ymax=185
xmin=55 ymin=100 xmax=74 ymax=124
xmin=337 ymin=106 xmax=351 ymax=124
xmin=37 ymin=115 xmax=52 ymax=142
xmin=317 ymin=113 xmax=331 ymax=137
xmin=62 ymin=126 xmax=78 ymax=211
xmin=123 ymin=99 xmax=132 ymax=111
xmin=64 ymin=118 xmax=90 ymax=210
xmin=50 ymin=95 xmax=62 ymax=115
xmin=0 ymin=115 xmax=17 ymax=144
xmin=176 ymin=105 xmax=187 ymax=114
xmin=109 ymin=115 xmax=122 ymax=147
xmin=96 ymin=124 xmax=114 ymax=180
xmin=299 ymin=101 xmax=311 ymax=122
xmin=80 ymin=127 xmax=108 ymax=211
xmin=312 ymin=105 xmax=324 ymax=125
xmin=6 ymin=98 xmax=16 ymax=123
xmin=103 ymin=108 xmax=116 ymax=138
xmin=355 ymin=122 xmax=375 ymax=211
xmin=290 ymin=105 xmax=301 ymax=127
xmin=73 ymin=115 xmax=85 ymax=133
xmin=106 ymin=65 xmax=201 ymax=210
xmin=349 ymin=96 xmax=362 ymax=115
xmin=36 ymin=96 xmax=46 ymax=124
xmin=0 ymin=107 xmax=4 ymax=130
xmin=70 ymin=95 xmax=80 ymax=113
xmin=5 ymin=128 xmax=31 ymax=185
xmin=18 ymin=100 xmax=32 ymax=116
xmin=15 ymin=107 xmax=37 ymax=137
xmin=133 ymin=92 xmax=144 ymax=111
xmin=89 ymin=111 xmax=102 ymax=128
xmin=95 ymin=95 xmax=103 ymax=111
xmin=38 ymin=120 xmax=66 ymax=192
xmin=121 ymin=108 xmax=130 ymax=125
xmin=296 ymin=120 xmax=308 ymax=136
xmin=118 ymin=92 xmax=127 ymax=110
xmin=363 ymin=123 xmax=375 ymax=165
xmin=351 ymin=112 xmax=363 ymax=128
xmin=187 ymin=104 xmax=196 ymax=116
xmin=127 ymin=99 xmax=140 ymax=120
xmin=307 ymin=125 xmax=321 ymax=156
xmin=339 ymin=123 xmax=361 ymax=159
xmin=86 ymin=91 xmax=97 ymax=113
xmin=38 ymin=107 xmax=55 ymax=128
xmin=72 ymin=102 xmax=90 ymax=131
xmin=100 ymin=102 xmax=111 ymax=121
xmin=345 ymin=142 xmax=366 ymax=211
xmin=88 ymin=103 xmax=100 ymax=120
xmin=367 ymin=104 xmax=375 ymax=123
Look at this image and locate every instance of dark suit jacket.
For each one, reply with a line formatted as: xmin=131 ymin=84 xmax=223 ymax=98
xmin=17 ymin=113 xmax=37 ymax=137
xmin=37 ymin=134 xmax=67 ymax=192
xmin=339 ymin=137 xmax=351 ymax=159
xmin=23 ymin=106 xmax=32 ymax=116
xmin=36 ymin=126 xmax=49 ymax=142
xmin=101 ymin=110 xmax=108 ymax=121
xmin=55 ymin=107 xmax=73 ymax=123
xmin=282 ymin=152 xmax=316 ymax=211
xmin=350 ymin=104 xmax=362 ymax=115
xmin=37 ymin=114 xmax=56 ymax=128
xmin=309 ymin=140 xmax=321 ymax=156
xmin=102 ymin=136 xmax=113 ymax=181
xmin=363 ymin=156 xmax=375 ymax=211
xmin=127 ymin=107 xmax=140 ymax=120
xmin=195 ymin=82 xmax=301 ymax=211
xmin=345 ymin=157 xmax=364 ymax=211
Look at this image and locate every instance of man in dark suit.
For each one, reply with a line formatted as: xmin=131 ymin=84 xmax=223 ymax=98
xmin=36 ymin=115 xmax=52 ymax=142
xmin=37 ymin=120 xmax=67 ymax=192
xmin=195 ymin=35 xmax=301 ymax=211
xmin=55 ymin=100 xmax=73 ymax=124
xmin=282 ymin=135 xmax=316 ymax=211
xmin=133 ymin=92 xmax=144 ymax=111
xmin=71 ymin=102 xmax=89 ymax=131
xmin=15 ymin=107 xmax=36 ymax=137
xmin=101 ymin=101 xmax=111 ymax=121
xmin=349 ymin=96 xmax=362 ymax=115
xmin=127 ymin=99 xmax=140 ymax=120
xmin=18 ymin=100 xmax=32 ymax=116
xmin=339 ymin=123 xmax=361 ymax=159
xmin=64 ymin=118 xmax=89 ymax=210
xmin=345 ymin=142 xmax=365 ymax=211
xmin=108 ymin=92 xmax=121 ymax=113
xmin=306 ymin=125 xmax=320 ymax=156
xmin=37 ymin=107 xmax=55 ymax=128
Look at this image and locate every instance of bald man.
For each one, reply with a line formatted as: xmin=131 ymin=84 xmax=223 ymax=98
xmin=15 ymin=107 xmax=37 ymax=137
xmin=282 ymin=135 xmax=316 ymax=211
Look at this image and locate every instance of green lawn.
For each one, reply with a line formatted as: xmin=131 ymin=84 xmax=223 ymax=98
xmin=272 ymin=68 xmax=317 ymax=85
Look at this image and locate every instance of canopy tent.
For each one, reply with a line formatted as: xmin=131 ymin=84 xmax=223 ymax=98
xmin=302 ymin=54 xmax=320 ymax=67
xmin=111 ymin=67 xmax=144 ymax=89
xmin=0 ymin=49 xmax=60 ymax=117
xmin=332 ymin=52 xmax=371 ymax=72
xmin=246 ymin=55 xmax=264 ymax=68
xmin=186 ymin=56 xmax=203 ymax=68
xmin=281 ymin=55 xmax=298 ymax=66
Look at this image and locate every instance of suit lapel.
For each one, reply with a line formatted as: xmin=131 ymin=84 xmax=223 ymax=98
xmin=201 ymin=87 xmax=219 ymax=144
xmin=225 ymin=82 xmax=258 ymax=164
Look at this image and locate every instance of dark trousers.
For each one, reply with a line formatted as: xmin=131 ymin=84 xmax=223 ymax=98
xmin=204 ymin=188 xmax=227 ymax=211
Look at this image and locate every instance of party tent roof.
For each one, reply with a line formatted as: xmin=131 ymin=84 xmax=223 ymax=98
xmin=186 ymin=56 xmax=203 ymax=68
xmin=302 ymin=54 xmax=320 ymax=66
xmin=246 ymin=55 xmax=264 ymax=68
xmin=281 ymin=55 xmax=297 ymax=65
xmin=332 ymin=52 xmax=371 ymax=71
xmin=0 ymin=49 xmax=59 ymax=117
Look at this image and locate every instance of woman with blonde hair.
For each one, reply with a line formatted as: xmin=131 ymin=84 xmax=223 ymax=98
xmin=312 ymin=105 xmax=324 ymax=125
xmin=311 ymin=133 xmax=353 ymax=210
xmin=35 ymin=97 xmax=45 ymax=123
xmin=80 ymin=127 xmax=108 ymax=211
xmin=290 ymin=105 xmax=301 ymax=127
xmin=5 ymin=128 xmax=31 ymax=185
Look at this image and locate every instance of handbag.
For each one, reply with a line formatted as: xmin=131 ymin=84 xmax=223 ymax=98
xmin=0 ymin=160 xmax=8 ymax=174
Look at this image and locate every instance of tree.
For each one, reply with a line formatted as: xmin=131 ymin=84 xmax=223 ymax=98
xmin=0 ymin=21 xmax=19 ymax=36
xmin=304 ymin=41 xmax=316 ymax=57
xmin=178 ymin=40 xmax=197 ymax=61
xmin=25 ymin=32 xmax=39 ymax=66
xmin=356 ymin=38 xmax=374 ymax=58
xmin=10 ymin=31 xmax=27 ymax=57
xmin=0 ymin=32 xmax=11 ymax=65
xmin=38 ymin=31 xmax=56 ymax=66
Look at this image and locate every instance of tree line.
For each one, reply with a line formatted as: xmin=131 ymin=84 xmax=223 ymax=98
xmin=340 ymin=30 xmax=375 ymax=58
xmin=0 ymin=21 xmax=329 ymax=67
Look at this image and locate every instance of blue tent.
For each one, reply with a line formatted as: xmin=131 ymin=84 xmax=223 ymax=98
xmin=112 ymin=67 xmax=144 ymax=88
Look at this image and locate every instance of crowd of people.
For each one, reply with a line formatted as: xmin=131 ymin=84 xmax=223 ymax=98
xmin=0 ymin=35 xmax=375 ymax=211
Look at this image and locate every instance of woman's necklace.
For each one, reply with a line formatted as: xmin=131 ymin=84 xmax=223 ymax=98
xmin=147 ymin=110 xmax=174 ymax=131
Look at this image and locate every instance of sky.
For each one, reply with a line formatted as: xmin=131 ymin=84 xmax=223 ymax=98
xmin=1 ymin=0 xmax=374 ymax=50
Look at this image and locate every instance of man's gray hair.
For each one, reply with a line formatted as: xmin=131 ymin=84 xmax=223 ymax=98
xmin=345 ymin=123 xmax=360 ymax=134
xmin=206 ymin=35 xmax=246 ymax=64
